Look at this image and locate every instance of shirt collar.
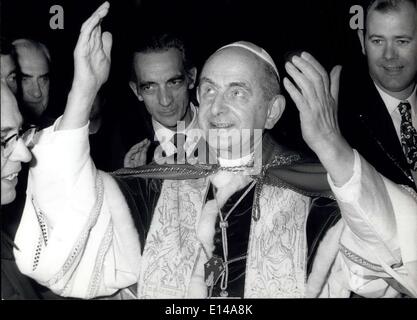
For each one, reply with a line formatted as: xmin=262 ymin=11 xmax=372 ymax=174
xmin=374 ymin=82 xmax=417 ymax=115
xmin=152 ymin=103 xmax=198 ymax=144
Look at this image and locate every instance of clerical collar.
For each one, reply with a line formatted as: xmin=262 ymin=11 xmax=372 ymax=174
xmin=217 ymin=152 xmax=254 ymax=168
xmin=374 ymin=82 xmax=417 ymax=116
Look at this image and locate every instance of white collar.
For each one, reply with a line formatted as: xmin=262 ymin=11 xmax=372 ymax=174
xmin=374 ymin=82 xmax=417 ymax=115
xmin=152 ymin=103 xmax=198 ymax=144
xmin=217 ymin=152 xmax=254 ymax=167
xmin=152 ymin=103 xmax=199 ymax=157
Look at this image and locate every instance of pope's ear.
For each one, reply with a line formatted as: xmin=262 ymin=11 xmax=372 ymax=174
xmin=196 ymin=86 xmax=200 ymax=104
xmin=265 ymin=94 xmax=285 ymax=129
xmin=129 ymin=81 xmax=144 ymax=101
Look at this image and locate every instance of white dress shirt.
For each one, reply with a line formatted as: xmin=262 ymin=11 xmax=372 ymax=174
xmin=152 ymin=103 xmax=199 ymax=159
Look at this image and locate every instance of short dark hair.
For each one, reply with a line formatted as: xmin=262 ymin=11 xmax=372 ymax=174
xmin=364 ymin=0 xmax=417 ymax=31
xmin=131 ymin=32 xmax=193 ymax=82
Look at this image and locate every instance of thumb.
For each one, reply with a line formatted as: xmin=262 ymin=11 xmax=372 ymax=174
xmin=330 ymin=65 xmax=342 ymax=103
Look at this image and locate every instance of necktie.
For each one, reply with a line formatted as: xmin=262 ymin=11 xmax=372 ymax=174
xmin=399 ymin=101 xmax=417 ymax=171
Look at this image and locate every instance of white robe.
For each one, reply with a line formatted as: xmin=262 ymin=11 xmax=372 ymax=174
xmin=14 ymin=119 xmax=417 ymax=298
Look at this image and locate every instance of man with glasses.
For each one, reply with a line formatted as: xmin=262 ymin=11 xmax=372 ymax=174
xmin=1 ymin=81 xmax=38 ymax=299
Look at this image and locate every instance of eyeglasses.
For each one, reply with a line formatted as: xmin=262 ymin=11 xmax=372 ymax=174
xmin=1 ymin=126 xmax=38 ymax=158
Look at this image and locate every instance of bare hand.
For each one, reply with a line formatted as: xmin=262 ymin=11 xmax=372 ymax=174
xmin=124 ymin=139 xmax=151 ymax=168
xmin=284 ymin=52 xmax=355 ymax=186
xmin=73 ymin=2 xmax=112 ymax=96
xmin=283 ymin=52 xmax=342 ymax=155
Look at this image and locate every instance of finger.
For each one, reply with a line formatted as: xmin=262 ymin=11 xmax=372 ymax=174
xmin=292 ymin=55 xmax=327 ymax=98
xmin=129 ymin=139 xmax=148 ymax=154
xmin=283 ymin=77 xmax=308 ymax=113
xmin=330 ymin=65 xmax=342 ymax=103
xmin=285 ymin=61 xmax=316 ymax=106
xmin=80 ymin=2 xmax=109 ymax=35
xmin=102 ymin=31 xmax=113 ymax=58
xmin=90 ymin=23 xmax=100 ymax=50
xmin=300 ymin=52 xmax=330 ymax=90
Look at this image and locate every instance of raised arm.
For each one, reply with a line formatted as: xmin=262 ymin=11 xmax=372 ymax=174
xmin=283 ymin=52 xmax=351 ymax=185
xmin=284 ymin=52 xmax=417 ymax=297
xmin=59 ymin=1 xmax=112 ymax=130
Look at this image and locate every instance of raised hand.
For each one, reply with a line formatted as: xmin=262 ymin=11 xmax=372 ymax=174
xmin=60 ymin=2 xmax=112 ymax=130
xmin=283 ymin=52 xmax=354 ymax=185
xmin=124 ymin=139 xmax=151 ymax=168
xmin=73 ymin=2 xmax=112 ymax=95
xmin=283 ymin=52 xmax=342 ymax=154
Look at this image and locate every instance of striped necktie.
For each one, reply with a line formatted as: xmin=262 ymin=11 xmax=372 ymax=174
xmin=399 ymin=101 xmax=417 ymax=171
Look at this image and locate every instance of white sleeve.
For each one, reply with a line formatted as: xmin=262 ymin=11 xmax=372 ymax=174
xmin=14 ymin=118 xmax=142 ymax=299
xmin=327 ymin=149 xmax=417 ymax=297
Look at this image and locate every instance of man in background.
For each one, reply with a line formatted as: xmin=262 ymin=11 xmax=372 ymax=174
xmin=339 ymin=0 xmax=417 ymax=190
xmin=123 ymin=32 xmax=198 ymax=167
xmin=13 ymin=39 xmax=55 ymax=128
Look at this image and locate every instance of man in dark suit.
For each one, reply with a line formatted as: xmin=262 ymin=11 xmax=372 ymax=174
xmin=121 ymin=32 xmax=198 ymax=167
xmin=339 ymin=0 xmax=417 ymax=190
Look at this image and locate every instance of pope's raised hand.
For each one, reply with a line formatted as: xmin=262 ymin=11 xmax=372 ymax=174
xmin=283 ymin=52 xmax=342 ymax=156
xmin=283 ymin=52 xmax=355 ymax=186
xmin=73 ymin=2 xmax=112 ymax=96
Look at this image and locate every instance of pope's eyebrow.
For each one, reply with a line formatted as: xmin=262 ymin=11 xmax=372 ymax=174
xmin=228 ymin=81 xmax=251 ymax=92
xmin=199 ymin=77 xmax=220 ymax=89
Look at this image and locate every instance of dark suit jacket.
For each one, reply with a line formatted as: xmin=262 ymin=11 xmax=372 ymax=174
xmin=338 ymin=63 xmax=416 ymax=191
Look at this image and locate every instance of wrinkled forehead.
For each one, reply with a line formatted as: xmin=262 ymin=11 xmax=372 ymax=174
xmin=1 ymin=83 xmax=22 ymax=130
xmin=133 ymin=48 xmax=185 ymax=80
xmin=201 ymin=47 xmax=262 ymax=83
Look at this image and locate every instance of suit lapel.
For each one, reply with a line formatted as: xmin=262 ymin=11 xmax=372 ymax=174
xmin=358 ymin=78 xmax=410 ymax=173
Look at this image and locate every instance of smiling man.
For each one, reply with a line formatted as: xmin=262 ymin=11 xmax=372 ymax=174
xmin=339 ymin=0 xmax=417 ymax=190
xmin=1 ymin=82 xmax=39 ymax=299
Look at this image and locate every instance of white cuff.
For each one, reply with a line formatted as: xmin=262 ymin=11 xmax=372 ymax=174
xmin=327 ymin=149 xmax=361 ymax=202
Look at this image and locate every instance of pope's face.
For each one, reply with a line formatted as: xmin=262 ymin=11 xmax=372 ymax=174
xmin=197 ymin=48 xmax=270 ymax=158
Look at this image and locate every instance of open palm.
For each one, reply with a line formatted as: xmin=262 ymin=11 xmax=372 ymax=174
xmin=73 ymin=2 xmax=112 ymax=94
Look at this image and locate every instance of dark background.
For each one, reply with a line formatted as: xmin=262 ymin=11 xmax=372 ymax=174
xmin=1 ymin=0 xmax=367 ymax=151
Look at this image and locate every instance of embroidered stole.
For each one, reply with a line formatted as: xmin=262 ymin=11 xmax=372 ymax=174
xmin=137 ymin=176 xmax=310 ymax=298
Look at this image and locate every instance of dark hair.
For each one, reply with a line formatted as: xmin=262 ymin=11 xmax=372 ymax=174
xmin=364 ymin=0 xmax=417 ymax=31
xmin=131 ymin=32 xmax=193 ymax=82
